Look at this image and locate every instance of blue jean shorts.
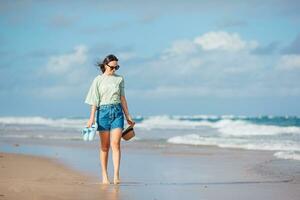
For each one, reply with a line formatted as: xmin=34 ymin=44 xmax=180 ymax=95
xmin=96 ymin=103 xmax=124 ymax=132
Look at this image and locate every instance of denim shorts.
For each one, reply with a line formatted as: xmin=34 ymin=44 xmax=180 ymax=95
xmin=96 ymin=103 xmax=124 ymax=132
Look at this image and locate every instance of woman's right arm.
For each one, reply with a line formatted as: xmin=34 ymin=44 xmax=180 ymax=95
xmin=87 ymin=105 xmax=97 ymax=128
xmin=84 ymin=77 xmax=100 ymax=128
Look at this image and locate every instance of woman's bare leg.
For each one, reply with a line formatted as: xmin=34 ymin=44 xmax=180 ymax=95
xmin=99 ymin=131 xmax=110 ymax=184
xmin=110 ymin=128 xmax=122 ymax=184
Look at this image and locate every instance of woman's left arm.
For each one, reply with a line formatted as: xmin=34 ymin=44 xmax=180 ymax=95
xmin=120 ymin=95 xmax=135 ymax=126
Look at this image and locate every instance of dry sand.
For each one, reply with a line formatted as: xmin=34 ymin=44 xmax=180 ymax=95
xmin=0 ymin=152 xmax=123 ymax=200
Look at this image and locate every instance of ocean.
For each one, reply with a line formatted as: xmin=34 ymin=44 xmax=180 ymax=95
xmin=0 ymin=115 xmax=300 ymax=161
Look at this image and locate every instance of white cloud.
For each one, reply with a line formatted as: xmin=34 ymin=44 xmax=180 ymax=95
xmin=37 ymin=45 xmax=140 ymax=100
xmin=134 ymin=32 xmax=263 ymax=80
xmin=194 ymin=31 xmax=258 ymax=51
xmin=30 ymin=32 xmax=300 ymax=101
xmin=35 ymin=44 xmax=92 ymax=99
xmin=117 ymin=51 xmax=137 ymax=61
xmin=160 ymin=31 xmax=258 ymax=62
xmin=45 ymin=45 xmax=88 ymax=74
xmin=128 ymin=31 xmax=300 ymax=99
xmin=277 ymin=54 xmax=300 ymax=70
xmin=161 ymin=39 xmax=199 ymax=59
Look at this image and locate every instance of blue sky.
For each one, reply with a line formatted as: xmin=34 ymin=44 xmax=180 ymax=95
xmin=1 ymin=0 xmax=300 ymax=118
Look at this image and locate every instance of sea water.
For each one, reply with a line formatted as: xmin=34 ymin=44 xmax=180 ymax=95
xmin=0 ymin=115 xmax=299 ymax=161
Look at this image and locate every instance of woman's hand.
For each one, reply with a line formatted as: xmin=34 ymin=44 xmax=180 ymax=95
xmin=87 ymin=118 xmax=95 ymax=128
xmin=125 ymin=114 xmax=135 ymax=127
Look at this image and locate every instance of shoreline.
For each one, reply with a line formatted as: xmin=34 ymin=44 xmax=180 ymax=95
xmin=1 ymin=138 xmax=300 ymax=199
xmin=1 ymin=137 xmax=300 ymax=180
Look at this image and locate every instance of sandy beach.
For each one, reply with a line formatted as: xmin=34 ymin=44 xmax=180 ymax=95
xmin=1 ymin=137 xmax=300 ymax=200
xmin=0 ymin=152 xmax=125 ymax=200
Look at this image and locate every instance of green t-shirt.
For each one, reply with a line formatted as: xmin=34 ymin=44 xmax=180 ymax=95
xmin=84 ymin=73 xmax=125 ymax=107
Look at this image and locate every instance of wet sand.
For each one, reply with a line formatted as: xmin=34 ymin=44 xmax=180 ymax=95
xmin=0 ymin=138 xmax=300 ymax=200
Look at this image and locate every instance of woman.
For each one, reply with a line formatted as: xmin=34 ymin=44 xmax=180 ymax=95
xmin=84 ymin=54 xmax=135 ymax=185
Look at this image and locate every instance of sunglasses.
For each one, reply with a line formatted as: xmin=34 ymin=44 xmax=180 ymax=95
xmin=106 ymin=63 xmax=120 ymax=70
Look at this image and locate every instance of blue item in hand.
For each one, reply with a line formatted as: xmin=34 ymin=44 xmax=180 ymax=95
xmin=81 ymin=124 xmax=97 ymax=141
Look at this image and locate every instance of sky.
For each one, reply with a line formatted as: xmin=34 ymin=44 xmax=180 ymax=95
xmin=0 ymin=0 xmax=300 ymax=118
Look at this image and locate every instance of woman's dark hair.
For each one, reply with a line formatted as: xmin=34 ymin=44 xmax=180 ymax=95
xmin=96 ymin=54 xmax=119 ymax=73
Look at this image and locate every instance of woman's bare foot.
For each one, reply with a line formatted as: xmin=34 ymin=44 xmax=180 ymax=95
xmin=102 ymin=174 xmax=110 ymax=184
xmin=102 ymin=179 xmax=111 ymax=184
xmin=113 ymin=177 xmax=120 ymax=184
xmin=102 ymin=177 xmax=111 ymax=184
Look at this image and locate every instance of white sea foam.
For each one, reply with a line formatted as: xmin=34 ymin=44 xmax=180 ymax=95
xmin=172 ymin=114 xmax=220 ymax=120
xmin=167 ymin=134 xmax=300 ymax=151
xmin=2 ymin=115 xmax=300 ymax=137
xmin=136 ymin=115 xmax=300 ymax=136
xmin=274 ymin=151 xmax=300 ymax=161
xmin=0 ymin=133 xmax=83 ymax=140
xmin=167 ymin=134 xmax=300 ymax=160
xmin=212 ymin=119 xmax=300 ymax=136
xmin=136 ymin=115 xmax=203 ymax=130
xmin=1 ymin=115 xmax=299 ymax=160
xmin=0 ymin=116 xmax=86 ymax=129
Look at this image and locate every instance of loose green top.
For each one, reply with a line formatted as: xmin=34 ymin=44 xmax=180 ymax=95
xmin=84 ymin=73 xmax=125 ymax=107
